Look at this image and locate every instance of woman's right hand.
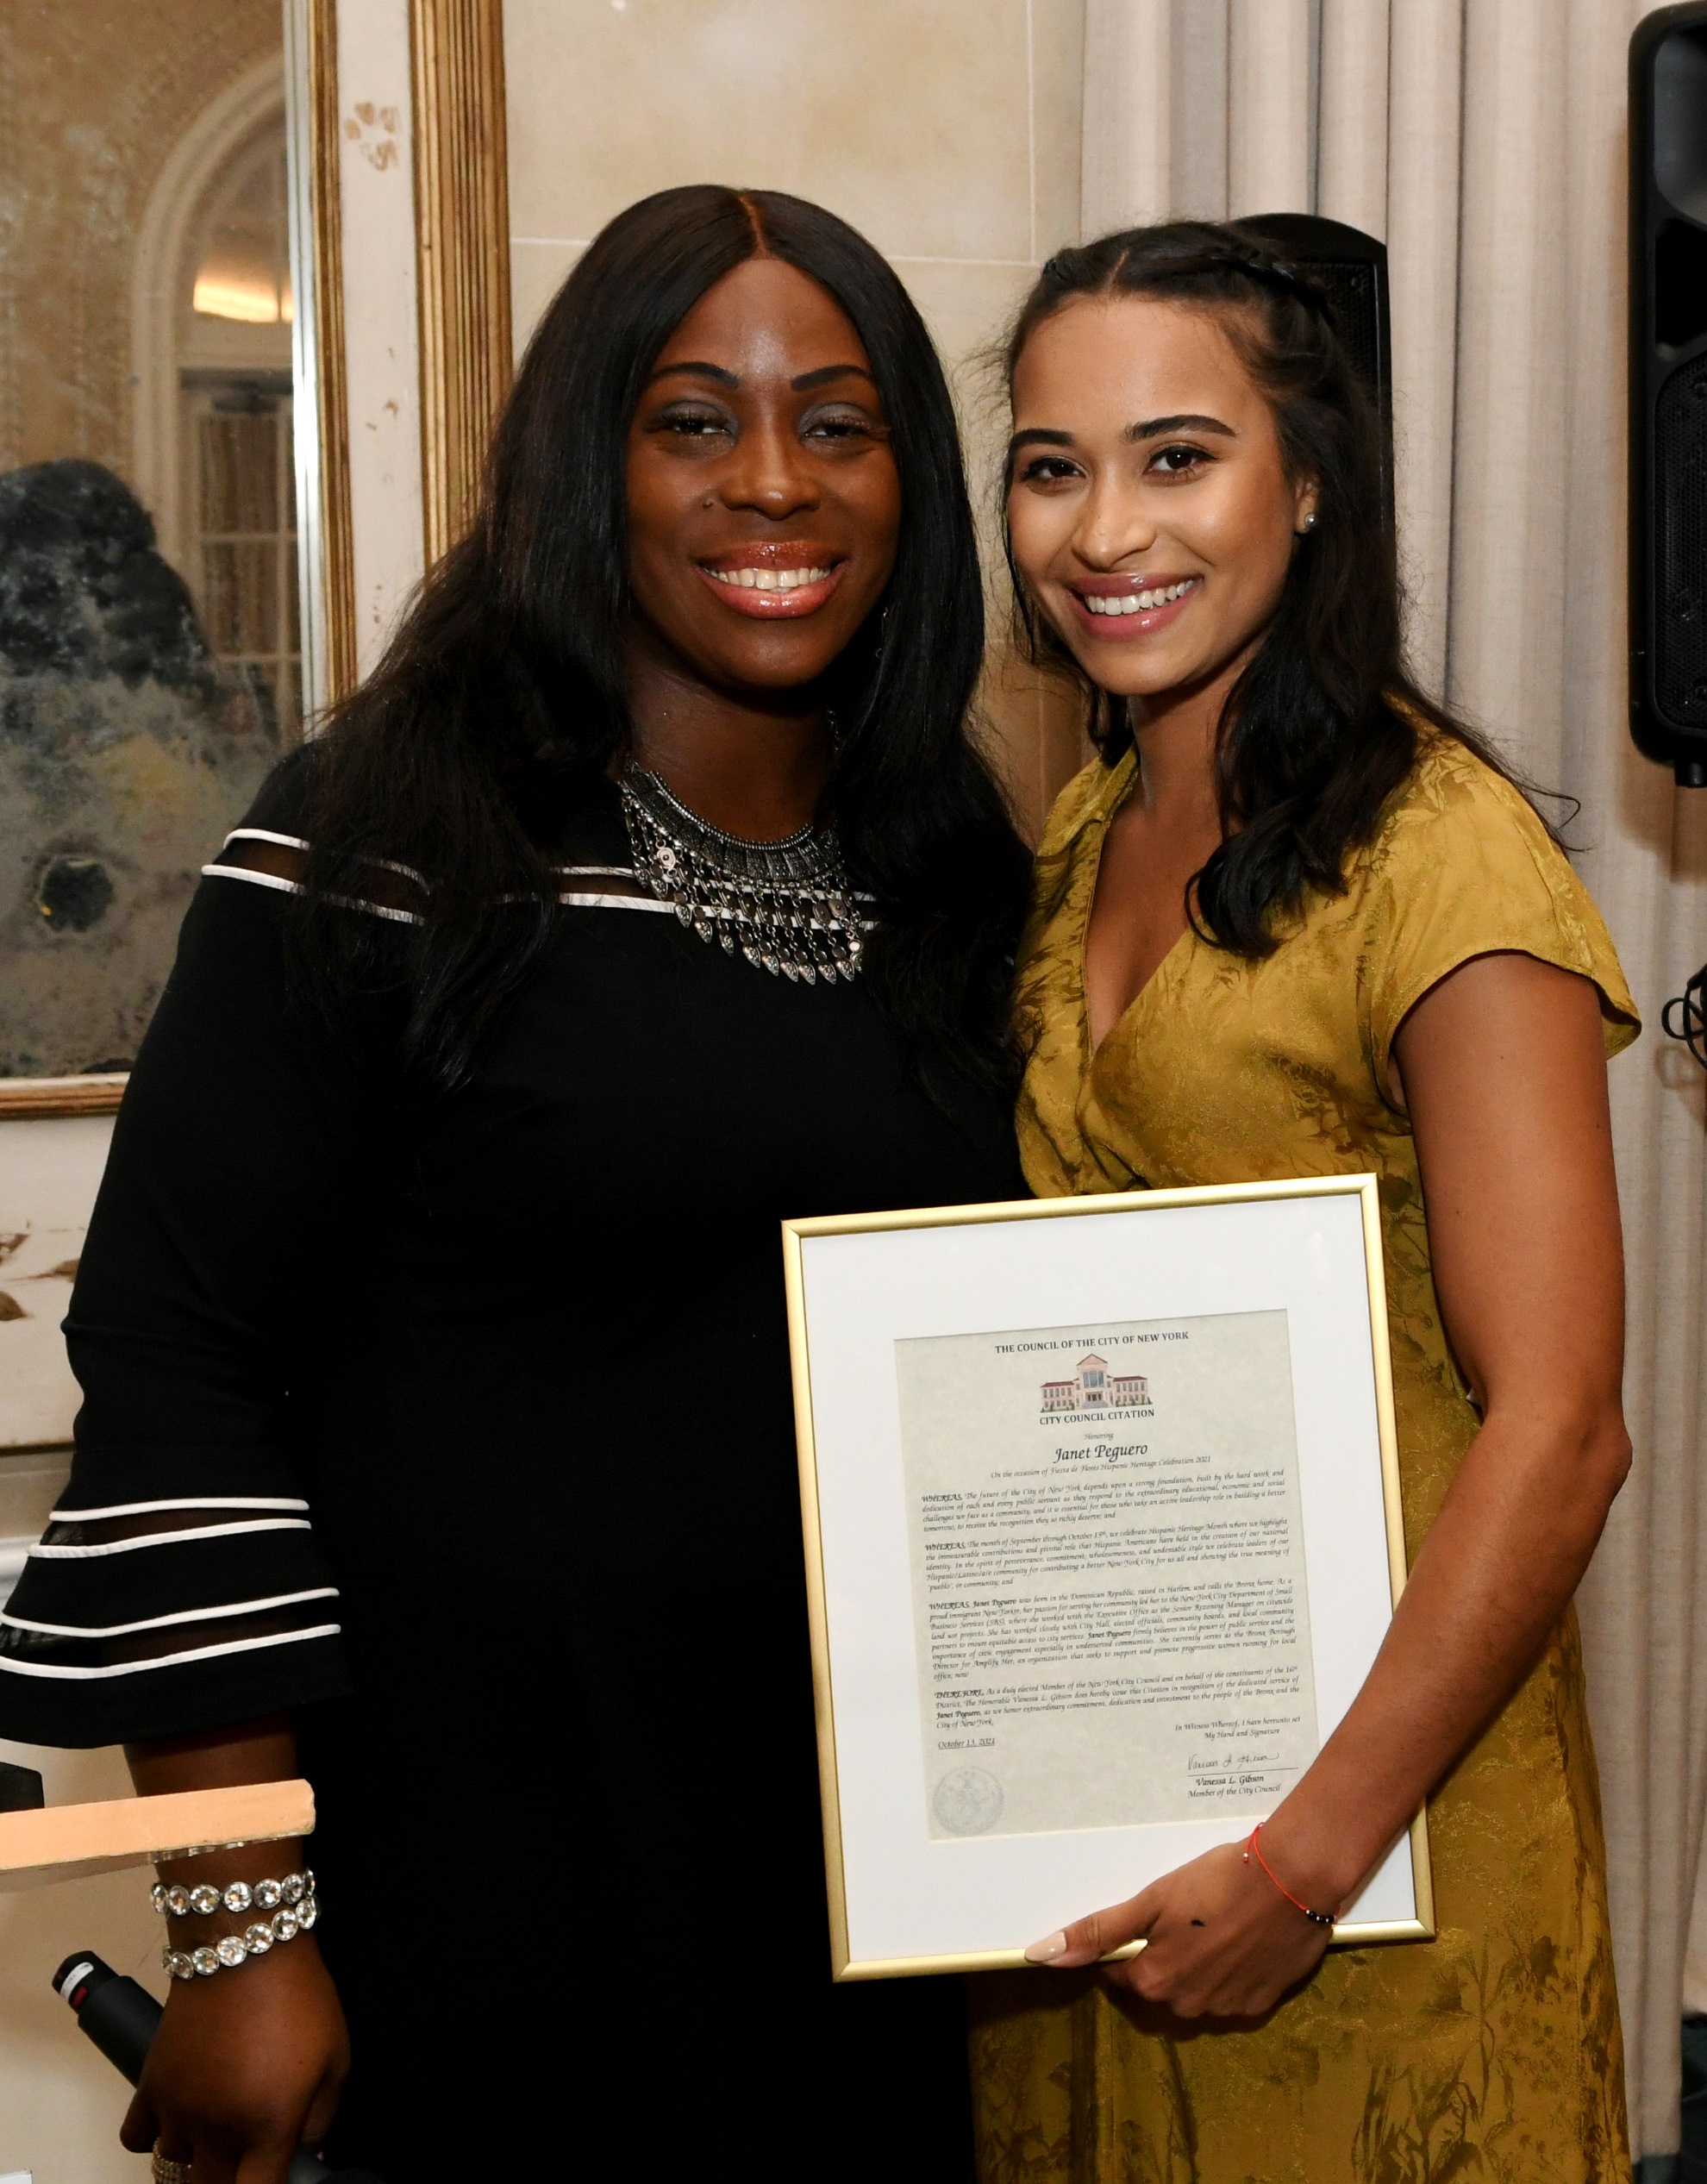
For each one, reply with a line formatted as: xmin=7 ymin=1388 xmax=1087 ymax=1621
xmin=122 ymin=1718 xmax=347 ymax=2180
xmin=119 ymin=1938 xmax=349 ymax=2184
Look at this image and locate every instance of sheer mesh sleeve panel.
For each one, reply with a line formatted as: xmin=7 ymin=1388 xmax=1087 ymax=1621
xmin=0 ymin=755 xmax=391 ymax=1745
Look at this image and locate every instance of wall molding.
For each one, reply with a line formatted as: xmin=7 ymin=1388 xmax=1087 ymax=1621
xmin=289 ymin=0 xmax=359 ymax=709
xmin=410 ymin=0 xmax=512 ymax=571
xmin=0 ymin=1078 xmax=126 ymax=1123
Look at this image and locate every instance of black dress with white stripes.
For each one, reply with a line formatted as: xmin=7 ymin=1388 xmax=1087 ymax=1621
xmin=0 ymin=753 xmax=1023 ymax=2178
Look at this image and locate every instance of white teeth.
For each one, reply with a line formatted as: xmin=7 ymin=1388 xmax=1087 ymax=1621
xmin=1083 ymin=578 xmax=1197 ymax=616
xmin=708 ymin=565 xmax=832 ymax=591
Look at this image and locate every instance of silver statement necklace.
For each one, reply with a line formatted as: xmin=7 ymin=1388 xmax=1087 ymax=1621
xmin=618 ymin=759 xmax=875 ymax=985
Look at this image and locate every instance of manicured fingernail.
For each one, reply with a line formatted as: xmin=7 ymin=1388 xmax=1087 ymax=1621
xmin=1024 ymin=1931 xmax=1068 ymax=1964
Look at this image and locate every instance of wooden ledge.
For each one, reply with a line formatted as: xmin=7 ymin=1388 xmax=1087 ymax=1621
xmin=0 ymin=1778 xmax=313 ymax=1891
xmin=0 ymin=1074 xmax=128 ymax=1121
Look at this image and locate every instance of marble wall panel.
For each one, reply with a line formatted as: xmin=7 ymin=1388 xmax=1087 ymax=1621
xmin=336 ymin=0 xmax=427 ymax=679
xmin=509 ymin=1 xmax=1031 ymax=271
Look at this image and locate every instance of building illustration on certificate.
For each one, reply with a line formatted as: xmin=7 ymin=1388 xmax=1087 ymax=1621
xmin=1039 ymin=1352 xmax=1150 ymax=1413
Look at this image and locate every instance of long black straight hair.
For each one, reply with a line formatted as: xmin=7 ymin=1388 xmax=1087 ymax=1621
xmin=1002 ymin=220 xmax=1524 ymax=958
xmin=296 ymin=185 xmax=1029 ymax=1086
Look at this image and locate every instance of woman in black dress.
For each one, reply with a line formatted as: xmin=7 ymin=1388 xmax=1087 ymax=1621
xmin=0 ymin=187 xmax=1029 ymax=2182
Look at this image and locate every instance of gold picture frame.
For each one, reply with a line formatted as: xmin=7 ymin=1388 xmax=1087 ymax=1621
xmin=782 ymin=1171 xmax=1434 ymax=1981
xmin=288 ymin=0 xmax=358 ymax=713
xmin=410 ymin=0 xmax=512 ymax=570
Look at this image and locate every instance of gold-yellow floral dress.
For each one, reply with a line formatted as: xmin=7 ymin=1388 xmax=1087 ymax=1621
xmin=970 ymin=733 xmax=1639 ymax=2184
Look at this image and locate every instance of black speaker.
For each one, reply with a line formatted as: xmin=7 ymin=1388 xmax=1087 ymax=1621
xmin=1234 ymin=212 xmax=1394 ymax=531
xmin=1632 ymin=4 xmax=1707 ymax=785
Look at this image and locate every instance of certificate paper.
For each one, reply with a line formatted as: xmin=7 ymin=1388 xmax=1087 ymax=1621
xmin=896 ymin=1311 xmax=1317 ymax=1839
xmin=783 ymin=1176 xmax=1433 ymax=1979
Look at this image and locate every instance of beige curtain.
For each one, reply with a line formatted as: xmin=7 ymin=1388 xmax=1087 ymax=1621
xmin=1079 ymin=0 xmax=1707 ymax=2165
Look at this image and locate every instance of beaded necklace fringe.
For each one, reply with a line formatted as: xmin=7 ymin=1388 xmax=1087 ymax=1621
xmin=619 ymin=760 xmax=875 ymax=985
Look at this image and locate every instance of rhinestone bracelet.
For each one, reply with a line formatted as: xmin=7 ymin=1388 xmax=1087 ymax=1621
xmin=162 ymin=1888 xmax=318 ymax=1980
xmin=152 ymin=1869 xmax=313 ymax=1919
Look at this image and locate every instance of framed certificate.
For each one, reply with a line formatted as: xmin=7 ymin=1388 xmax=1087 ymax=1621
xmin=782 ymin=1173 xmax=1433 ymax=1980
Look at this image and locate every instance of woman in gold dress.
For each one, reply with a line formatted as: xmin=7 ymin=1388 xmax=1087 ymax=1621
xmin=971 ymin=222 xmax=1636 ymax=2183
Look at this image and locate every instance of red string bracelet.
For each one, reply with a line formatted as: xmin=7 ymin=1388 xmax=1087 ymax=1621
xmin=1243 ymin=1824 xmax=1335 ymax=1927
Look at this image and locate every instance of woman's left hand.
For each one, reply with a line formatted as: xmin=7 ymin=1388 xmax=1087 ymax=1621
xmin=1025 ymin=1839 xmax=1331 ymax=2018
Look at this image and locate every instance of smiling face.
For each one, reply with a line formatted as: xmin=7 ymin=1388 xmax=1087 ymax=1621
xmin=623 ymin=256 xmax=903 ymax=698
xmin=1005 ymin=294 xmax=1316 ymax=704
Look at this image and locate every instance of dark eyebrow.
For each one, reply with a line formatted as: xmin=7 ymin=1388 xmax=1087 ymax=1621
xmin=791 ymin=363 xmax=878 ymax=391
xmin=644 ymin=360 xmax=879 ymax=395
xmin=1127 ymin=413 xmax=1235 ymax=441
xmin=647 ymin=360 xmax=740 ymax=389
xmin=1006 ymin=427 xmax=1076 ymax=455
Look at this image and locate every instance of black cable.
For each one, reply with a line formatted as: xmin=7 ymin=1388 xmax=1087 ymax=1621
xmin=1662 ymin=963 xmax=1707 ymax=1067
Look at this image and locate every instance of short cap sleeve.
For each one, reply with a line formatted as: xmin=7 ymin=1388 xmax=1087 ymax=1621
xmin=1362 ymin=739 xmax=1640 ymax=1079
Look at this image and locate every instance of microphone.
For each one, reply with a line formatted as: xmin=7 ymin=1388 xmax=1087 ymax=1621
xmin=53 ymin=1953 xmax=384 ymax=2184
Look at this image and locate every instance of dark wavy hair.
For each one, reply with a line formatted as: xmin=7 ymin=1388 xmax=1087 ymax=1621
xmin=296 ymin=185 xmax=1028 ymax=1086
xmin=1002 ymin=220 xmax=1522 ymax=957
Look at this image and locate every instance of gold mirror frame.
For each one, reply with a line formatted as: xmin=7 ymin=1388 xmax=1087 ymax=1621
xmin=0 ymin=0 xmax=512 ymax=1123
xmin=410 ymin=0 xmax=512 ymax=571
xmin=288 ymin=0 xmax=356 ymax=716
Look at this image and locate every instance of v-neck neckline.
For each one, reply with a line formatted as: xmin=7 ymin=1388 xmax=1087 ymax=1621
xmin=1077 ymin=754 xmax=1196 ymax=1070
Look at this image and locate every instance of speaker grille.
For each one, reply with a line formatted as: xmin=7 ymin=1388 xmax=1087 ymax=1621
xmin=1655 ymin=353 xmax=1707 ymax=728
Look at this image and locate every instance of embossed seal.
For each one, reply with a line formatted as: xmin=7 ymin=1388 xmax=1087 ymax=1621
xmin=933 ymin=1766 xmax=1004 ymax=1836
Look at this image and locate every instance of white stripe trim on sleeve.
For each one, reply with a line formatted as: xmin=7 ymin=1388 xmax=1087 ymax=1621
xmin=48 ymin=1497 xmax=310 ymax=1524
xmin=0 ymin=1622 xmax=341 ymax=1680
xmin=323 ymin=891 xmax=420 ymax=924
xmin=220 ymin=827 xmax=310 ymax=852
xmin=219 ymin=830 xmax=427 ymax=891
xmin=30 ymin=1518 xmax=312 ymax=1559
xmin=201 ymin=864 xmax=422 ymax=925
xmin=2 ymin=1586 xmax=340 ymax=1640
xmin=203 ymin=861 xmax=298 ymax=897
xmin=558 ymin=892 xmax=677 ymax=912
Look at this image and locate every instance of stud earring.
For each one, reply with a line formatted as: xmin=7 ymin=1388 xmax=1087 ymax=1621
xmin=1302 ymin=510 xmax=1318 ymax=532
